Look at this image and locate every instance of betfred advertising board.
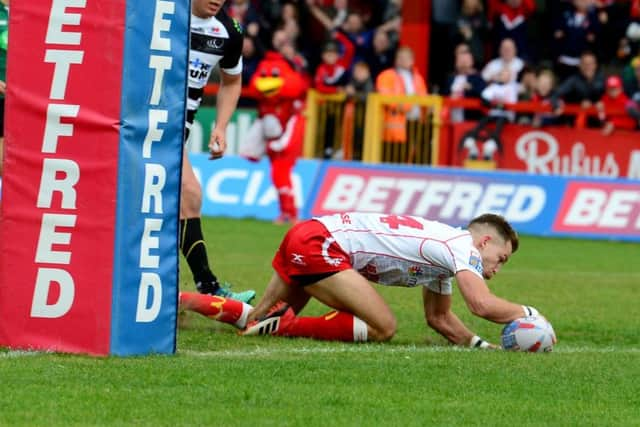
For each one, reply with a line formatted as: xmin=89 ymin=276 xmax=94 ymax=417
xmin=310 ymin=162 xmax=640 ymax=241
xmin=191 ymin=154 xmax=321 ymax=221
xmin=0 ymin=0 xmax=187 ymax=355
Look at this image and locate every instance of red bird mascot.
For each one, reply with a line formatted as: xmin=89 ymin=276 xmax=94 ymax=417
xmin=242 ymin=51 xmax=309 ymax=223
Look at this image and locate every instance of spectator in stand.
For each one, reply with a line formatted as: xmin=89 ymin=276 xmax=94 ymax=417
xmin=517 ymin=66 xmax=537 ymax=101
xmin=490 ymin=0 xmax=536 ymax=62
xmin=596 ymin=75 xmax=637 ymax=135
xmin=552 ymin=0 xmax=601 ymax=80
xmin=227 ymin=0 xmax=261 ymax=36
xmin=594 ymin=0 xmax=632 ymax=67
xmin=281 ymin=41 xmax=311 ymax=82
xmin=531 ymin=69 xmax=560 ymax=128
xmin=430 ymin=0 xmax=461 ymax=92
xmin=551 ymin=50 xmax=605 ymax=126
xmin=453 ymin=0 xmax=489 ymax=68
xmin=379 ymin=0 xmax=403 ymax=47
xmin=626 ymin=91 xmax=640 ymax=129
xmin=363 ymin=28 xmax=397 ymax=79
xmin=623 ymin=56 xmax=640 ymax=97
xmin=313 ymin=30 xmax=356 ymax=94
xmin=241 ymin=34 xmax=265 ymax=88
xmin=515 ymin=65 xmax=537 ymax=124
xmin=443 ymin=50 xmax=486 ymax=123
xmin=345 ymin=60 xmax=374 ymax=102
xmin=460 ymin=67 xmax=519 ymax=161
xmin=280 ymin=9 xmax=303 ymax=49
xmin=375 ymin=46 xmax=428 ymax=144
xmin=344 ymin=61 xmax=374 ymax=159
xmin=308 ymin=0 xmax=400 ymax=67
xmin=481 ymin=38 xmax=525 ymax=84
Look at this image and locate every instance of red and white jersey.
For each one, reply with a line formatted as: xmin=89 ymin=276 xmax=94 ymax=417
xmin=315 ymin=212 xmax=483 ymax=295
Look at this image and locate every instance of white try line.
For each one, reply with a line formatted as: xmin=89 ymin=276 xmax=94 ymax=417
xmin=180 ymin=345 xmax=640 ymax=358
xmin=2 ymin=346 xmax=638 ymax=359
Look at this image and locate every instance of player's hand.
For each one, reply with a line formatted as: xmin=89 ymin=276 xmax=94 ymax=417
xmin=208 ymin=128 xmax=227 ymax=160
xmin=469 ymin=335 xmax=499 ymax=350
xmin=0 ymin=80 xmax=6 ymax=95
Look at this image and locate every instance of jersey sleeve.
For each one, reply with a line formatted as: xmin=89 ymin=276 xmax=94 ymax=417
xmin=420 ymin=233 xmax=483 ymax=279
xmin=447 ymin=235 xmax=484 ymax=278
xmin=219 ymin=17 xmax=243 ymax=75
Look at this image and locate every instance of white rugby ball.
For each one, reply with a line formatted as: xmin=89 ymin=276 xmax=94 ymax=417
xmin=501 ymin=316 xmax=557 ymax=352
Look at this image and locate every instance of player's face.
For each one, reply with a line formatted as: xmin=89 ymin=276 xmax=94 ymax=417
xmin=192 ymin=0 xmax=225 ymax=18
xmin=479 ymin=235 xmax=512 ymax=280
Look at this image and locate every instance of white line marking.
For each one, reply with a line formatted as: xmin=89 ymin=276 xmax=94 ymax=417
xmin=2 ymin=346 xmax=638 ymax=359
xmin=179 ymin=345 xmax=640 ymax=358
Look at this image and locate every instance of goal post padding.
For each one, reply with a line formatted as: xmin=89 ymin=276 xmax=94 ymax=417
xmin=0 ymin=0 xmax=189 ymax=356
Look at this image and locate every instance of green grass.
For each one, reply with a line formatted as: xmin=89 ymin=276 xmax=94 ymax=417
xmin=1 ymin=217 xmax=639 ymax=426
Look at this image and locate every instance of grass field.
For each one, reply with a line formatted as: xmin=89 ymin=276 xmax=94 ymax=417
xmin=1 ymin=217 xmax=639 ymax=426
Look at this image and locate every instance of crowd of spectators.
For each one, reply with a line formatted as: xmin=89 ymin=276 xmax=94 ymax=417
xmin=225 ymin=0 xmax=640 ymax=138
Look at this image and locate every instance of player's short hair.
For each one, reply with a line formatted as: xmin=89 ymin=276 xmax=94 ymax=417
xmin=468 ymin=214 xmax=519 ymax=253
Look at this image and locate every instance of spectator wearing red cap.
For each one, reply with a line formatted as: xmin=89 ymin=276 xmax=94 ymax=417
xmin=596 ymin=75 xmax=637 ymax=135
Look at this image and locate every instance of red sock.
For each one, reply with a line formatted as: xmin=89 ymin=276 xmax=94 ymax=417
xmin=179 ymin=292 xmax=251 ymax=328
xmin=280 ymin=311 xmax=368 ymax=342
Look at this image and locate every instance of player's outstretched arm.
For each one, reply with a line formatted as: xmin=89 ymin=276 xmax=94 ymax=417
xmin=422 ymin=288 xmax=497 ymax=349
xmin=456 ymin=270 xmax=532 ymax=323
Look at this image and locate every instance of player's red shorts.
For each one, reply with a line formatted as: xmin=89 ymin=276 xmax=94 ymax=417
xmin=272 ymin=219 xmax=352 ymax=286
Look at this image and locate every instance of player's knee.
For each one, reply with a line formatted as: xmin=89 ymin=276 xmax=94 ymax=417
xmin=181 ymin=178 xmax=202 ymax=204
xmin=370 ymin=318 xmax=397 ymax=342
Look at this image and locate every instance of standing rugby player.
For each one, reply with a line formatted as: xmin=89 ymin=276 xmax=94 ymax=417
xmin=180 ymin=0 xmax=255 ymax=302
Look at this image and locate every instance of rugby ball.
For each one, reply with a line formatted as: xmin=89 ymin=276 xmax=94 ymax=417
xmin=501 ymin=316 xmax=556 ymax=352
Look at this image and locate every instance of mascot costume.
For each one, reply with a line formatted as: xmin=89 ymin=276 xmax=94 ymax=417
xmin=241 ymin=51 xmax=309 ymax=223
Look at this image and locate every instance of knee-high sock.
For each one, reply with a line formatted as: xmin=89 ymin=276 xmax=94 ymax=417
xmin=277 ymin=188 xmax=297 ymax=219
xmin=180 ymin=218 xmax=217 ymax=285
xmin=277 ymin=310 xmax=368 ymax=342
xmin=180 ymin=292 xmax=251 ymax=329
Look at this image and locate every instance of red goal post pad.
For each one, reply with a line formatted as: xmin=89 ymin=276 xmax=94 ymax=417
xmin=0 ymin=0 xmax=189 ymax=355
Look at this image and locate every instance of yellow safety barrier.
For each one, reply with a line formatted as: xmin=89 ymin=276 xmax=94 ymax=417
xmin=362 ymin=93 xmax=442 ymax=165
xmin=304 ymin=90 xmax=442 ymax=165
xmin=303 ymin=89 xmax=347 ymax=159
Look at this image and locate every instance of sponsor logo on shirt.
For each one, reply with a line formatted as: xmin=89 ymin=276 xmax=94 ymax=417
xmin=469 ymin=252 xmax=483 ymax=275
xmin=408 ymin=265 xmax=424 ymax=286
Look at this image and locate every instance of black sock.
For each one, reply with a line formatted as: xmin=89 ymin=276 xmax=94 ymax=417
xmin=179 ymin=218 xmax=218 ymax=287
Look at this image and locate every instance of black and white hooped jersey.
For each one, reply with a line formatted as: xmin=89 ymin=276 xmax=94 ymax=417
xmin=187 ymin=9 xmax=243 ymax=123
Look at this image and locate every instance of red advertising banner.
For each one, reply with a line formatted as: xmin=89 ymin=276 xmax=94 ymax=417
xmin=448 ymin=123 xmax=640 ymax=179
xmin=0 ymin=1 xmax=124 ymax=353
xmin=553 ymin=181 xmax=640 ymax=236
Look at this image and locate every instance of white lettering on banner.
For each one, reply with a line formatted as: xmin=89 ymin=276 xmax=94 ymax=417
xmin=37 ymin=158 xmax=80 ymax=209
xmin=140 ymin=218 xmax=162 ymax=269
xmin=45 ymin=50 xmax=84 ymax=100
xmin=564 ymin=189 xmax=640 ymax=229
xmin=31 ymin=1 xmax=87 ymax=319
xmin=358 ymin=177 xmax=395 ymax=211
xmin=134 ymin=0 xmax=176 ymax=323
xmin=515 ymin=131 xmax=620 ymax=178
xmin=31 ymin=268 xmax=76 ymax=319
xmin=627 ymin=151 xmax=640 ymax=180
xmin=45 ymin=0 xmax=86 ymax=45
xmin=35 ymin=213 xmax=77 ymax=264
xmin=42 ymin=104 xmax=80 ymax=153
xmin=320 ymin=174 xmax=546 ymax=222
xmin=203 ymin=168 xmax=304 ymax=207
xmin=136 ymin=273 xmax=162 ymax=322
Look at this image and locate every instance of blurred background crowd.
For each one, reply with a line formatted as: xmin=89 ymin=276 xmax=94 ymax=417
xmin=218 ymin=0 xmax=640 ymax=137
